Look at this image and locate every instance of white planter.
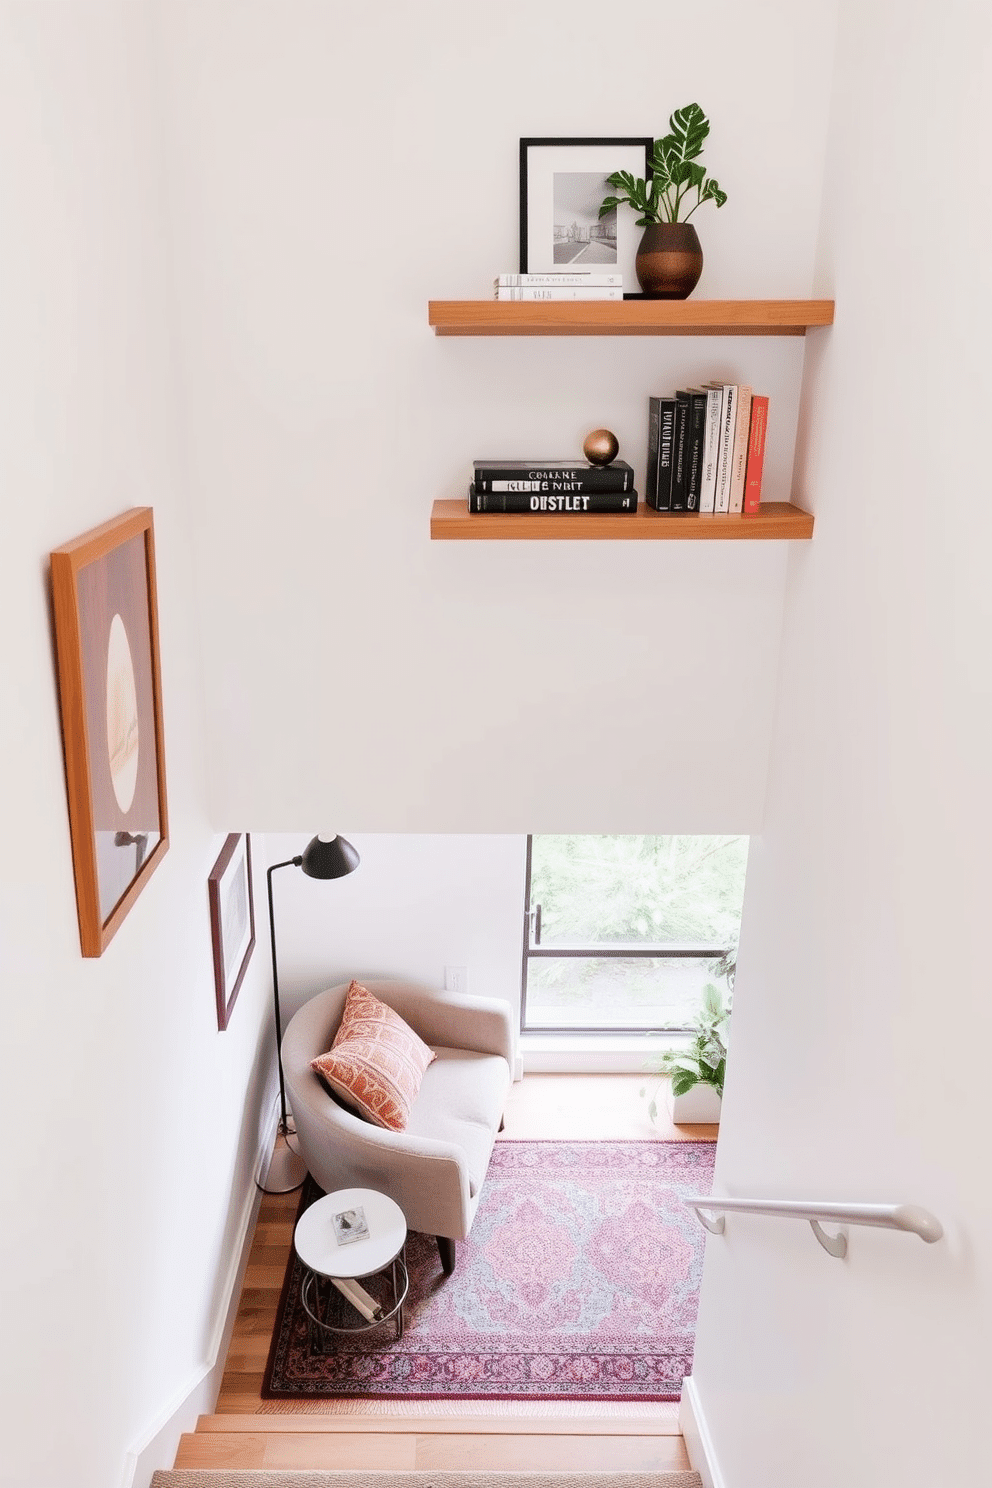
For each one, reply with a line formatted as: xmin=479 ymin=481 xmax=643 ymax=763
xmin=668 ymin=1082 xmax=722 ymax=1123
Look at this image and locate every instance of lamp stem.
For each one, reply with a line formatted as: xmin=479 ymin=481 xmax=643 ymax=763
xmin=267 ymin=856 xmax=302 ymax=1136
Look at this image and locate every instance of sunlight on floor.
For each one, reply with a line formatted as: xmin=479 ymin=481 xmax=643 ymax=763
xmin=499 ymin=1073 xmax=718 ymax=1143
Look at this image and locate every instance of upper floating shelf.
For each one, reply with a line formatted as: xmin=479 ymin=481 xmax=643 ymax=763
xmin=428 ymin=298 xmax=835 ymax=337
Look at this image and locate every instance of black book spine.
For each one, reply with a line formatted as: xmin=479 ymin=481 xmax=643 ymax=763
xmin=653 ymin=398 xmax=677 ymax=511
xmin=468 ymin=484 xmax=637 ymax=513
xmin=645 ymin=397 xmax=662 ymax=510
xmin=670 ymin=392 xmax=692 ymax=512
xmin=472 ymin=462 xmax=634 ymax=492
xmin=686 ymin=391 xmax=708 ymax=512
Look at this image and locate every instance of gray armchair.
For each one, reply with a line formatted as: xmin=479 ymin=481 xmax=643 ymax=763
xmin=281 ymin=978 xmax=514 ymax=1273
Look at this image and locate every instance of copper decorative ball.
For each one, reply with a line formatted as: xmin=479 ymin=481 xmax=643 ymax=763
xmin=583 ymin=428 xmax=619 ymax=465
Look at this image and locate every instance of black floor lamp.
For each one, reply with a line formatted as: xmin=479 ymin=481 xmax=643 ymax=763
xmin=259 ymin=833 xmax=361 ymax=1194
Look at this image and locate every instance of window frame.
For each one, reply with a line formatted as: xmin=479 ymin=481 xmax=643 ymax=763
xmin=519 ymin=834 xmax=732 ymax=1035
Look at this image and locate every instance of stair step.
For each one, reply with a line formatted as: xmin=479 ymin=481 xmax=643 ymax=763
xmin=156 ymin=1472 xmax=702 ymax=1488
xmin=173 ymin=1429 xmax=692 ymax=1472
xmin=196 ymin=1414 xmax=682 ymax=1435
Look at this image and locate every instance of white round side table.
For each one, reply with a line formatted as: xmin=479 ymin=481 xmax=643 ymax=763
xmin=294 ymin=1187 xmax=409 ymax=1345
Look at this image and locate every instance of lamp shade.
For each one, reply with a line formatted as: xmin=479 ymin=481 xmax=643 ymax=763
xmin=300 ymin=833 xmax=360 ymax=880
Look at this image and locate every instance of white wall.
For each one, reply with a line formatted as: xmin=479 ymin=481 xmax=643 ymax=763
xmin=154 ymin=0 xmax=838 ymax=835
xmin=690 ymin=2 xmax=992 ymax=1484
xmin=17 ymin=3 xmax=971 ymax=1484
xmin=262 ymin=833 xmax=526 ymax=1028
xmin=0 ymin=9 xmax=274 ymax=1487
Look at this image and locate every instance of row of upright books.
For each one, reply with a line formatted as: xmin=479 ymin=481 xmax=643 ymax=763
xmin=493 ymin=270 xmax=623 ymax=302
xmin=647 ymin=384 xmax=769 ymax=514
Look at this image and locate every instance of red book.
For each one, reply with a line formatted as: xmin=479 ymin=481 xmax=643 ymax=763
xmin=743 ymin=395 xmax=769 ymax=513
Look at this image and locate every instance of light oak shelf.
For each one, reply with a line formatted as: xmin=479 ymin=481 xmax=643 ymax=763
xmin=428 ymin=299 xmax=834 ymax=337
xmin=430 ymin=499 xmax=814 ymax=542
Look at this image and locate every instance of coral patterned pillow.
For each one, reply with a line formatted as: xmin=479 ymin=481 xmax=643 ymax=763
xmin=310 ymin=981 xmax=436 ymax=1131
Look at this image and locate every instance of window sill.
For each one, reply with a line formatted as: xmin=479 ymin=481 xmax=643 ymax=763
xmin=519 ymin=1029 xmax=691 ymax=1075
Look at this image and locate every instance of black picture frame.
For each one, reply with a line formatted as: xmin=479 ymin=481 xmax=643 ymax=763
xmin=208 ymin=832 xmax=256 ymax=1031
xmin=519 ymin=137 xmax=652 ymax=298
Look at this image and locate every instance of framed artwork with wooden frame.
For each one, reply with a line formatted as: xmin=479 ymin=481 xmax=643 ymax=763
xmin=50 ymin=507 xmax=169 ymax=957
xmin=208 ymin=833 xmax=256 ymax=1031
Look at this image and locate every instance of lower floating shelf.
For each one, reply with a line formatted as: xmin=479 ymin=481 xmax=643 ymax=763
xmin=430 ymin=499 xmax=814 ymax=541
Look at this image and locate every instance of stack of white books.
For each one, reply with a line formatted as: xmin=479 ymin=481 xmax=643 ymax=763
xmin=494 ymin=271 xmax=623 ymax=301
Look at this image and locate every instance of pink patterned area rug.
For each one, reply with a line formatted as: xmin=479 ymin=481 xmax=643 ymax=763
xmin=262 ymin=1141 xmax=715 ymax=1402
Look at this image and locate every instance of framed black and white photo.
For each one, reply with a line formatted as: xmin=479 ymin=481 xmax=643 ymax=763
xmin=208 ymin=833 xmax=256 ymax=1031
xmin=519 ymin=137 xmax=652 ymax=295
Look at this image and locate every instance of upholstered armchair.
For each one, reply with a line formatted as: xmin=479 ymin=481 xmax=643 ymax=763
xmin=281 ymin=978 xmax=514 ymax=1273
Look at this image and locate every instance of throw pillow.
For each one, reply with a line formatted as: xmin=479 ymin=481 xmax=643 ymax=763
xmin=310 ymin=981 xmax=436 ymax=1131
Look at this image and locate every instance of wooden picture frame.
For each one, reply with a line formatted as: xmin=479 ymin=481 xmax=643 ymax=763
xmin=50 ymin=507 xmax=169 ymax=956
xmin=208 ymin=833 xmax=256 ymax=1031
xmin=519 ymin=137 xmax=652 ymax=297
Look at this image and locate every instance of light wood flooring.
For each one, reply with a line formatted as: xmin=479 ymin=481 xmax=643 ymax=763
xmin=174 ymin=1074 xmax=715 ymax=1472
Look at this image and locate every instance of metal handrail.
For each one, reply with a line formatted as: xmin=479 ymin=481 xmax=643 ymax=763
xmin=684 ymin=1195 xmax=944 ymax=1259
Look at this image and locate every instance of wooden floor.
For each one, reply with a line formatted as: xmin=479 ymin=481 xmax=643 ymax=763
xmin=174 ymin=1074 xmax=714 ymax=1472
xmin=501 ymin=1073 xmax=718 ymax=1144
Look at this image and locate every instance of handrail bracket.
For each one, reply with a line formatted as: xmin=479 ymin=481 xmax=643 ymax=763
xmin=693 ymin=1207 xmax=726 ymax=1237
xmin=810 ymin=1219 xmax=848 ymax=1258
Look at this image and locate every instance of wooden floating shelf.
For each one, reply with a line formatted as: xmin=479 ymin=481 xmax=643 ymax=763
xmin=430 ymin=500 xmax=814 ymax=542
xmin=428 ymin=299 xmax=834 ymax=338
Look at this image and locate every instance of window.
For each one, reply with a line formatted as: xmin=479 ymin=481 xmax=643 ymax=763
xmin=520 ymin=834 xmax=748 ymax=1033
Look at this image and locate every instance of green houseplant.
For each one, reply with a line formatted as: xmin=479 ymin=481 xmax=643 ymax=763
xmin=643 ymin=982 xmax=731 ymax=1123
xmin=600 ymin=103 xmax=728 ymax=299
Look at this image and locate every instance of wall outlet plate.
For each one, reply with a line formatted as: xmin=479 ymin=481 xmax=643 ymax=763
xmin=444 ymin=965 xmax=467 ymax=995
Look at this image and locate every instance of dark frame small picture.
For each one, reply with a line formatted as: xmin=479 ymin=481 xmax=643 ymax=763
xmin=519 ymin=137 xmax=652 ymax=296
xmin=208 ymin=833 xmax=256 ymax=1031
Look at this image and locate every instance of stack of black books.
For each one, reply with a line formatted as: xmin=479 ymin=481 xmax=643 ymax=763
xmin=469 ymin=459 xmax=638 ymax=514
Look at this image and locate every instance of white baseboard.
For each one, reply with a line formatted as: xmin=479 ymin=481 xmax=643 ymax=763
xmin=117 ymin=1094 xmax=280 ymax=1488
xmin=680 ymin=1375 xmax=726 ymax=1488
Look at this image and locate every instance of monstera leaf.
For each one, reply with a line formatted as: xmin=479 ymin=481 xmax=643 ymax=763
xmin=698 ymin=177 xmax=728 ymax=209
xmin=668 ymin=103 xmax=711 ymax=163
xmin=600 ymin=170 xmax=654 ymax=225
xmin=652 ymin=106 xmax=708 ymax=186
xmin=605 ymin=102 xmax=729 ymax=224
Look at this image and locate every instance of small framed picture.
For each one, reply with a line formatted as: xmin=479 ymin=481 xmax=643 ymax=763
xmin=333 ymin=1206 xmax=370 ymax=1246
xmin=50 ymin=507 xmax=169 ymax=957
xmin=519 ymin=137 xmax=652 ymax=296
xmin=208 ymin=833 xmax=256 ymax=1031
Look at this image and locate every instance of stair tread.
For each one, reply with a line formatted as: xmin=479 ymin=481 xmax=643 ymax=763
xmin=173 ymin=1428 xmax=692 ymax=1472
xmin=157 ymin=1471 xmax=702 ymax=1486
xmin=196 ymin=1413 xmax=682 ymax=1435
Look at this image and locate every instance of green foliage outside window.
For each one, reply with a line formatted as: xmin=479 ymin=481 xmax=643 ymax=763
xmin=524 ymin=835 xmax=747 ymax=1029
xmin=530 ymin=834 xmax=748 ymax=949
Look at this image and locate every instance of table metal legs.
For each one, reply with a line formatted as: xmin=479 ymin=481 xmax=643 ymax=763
xmin=299 ymin=1244 xmax=408 ymax=1352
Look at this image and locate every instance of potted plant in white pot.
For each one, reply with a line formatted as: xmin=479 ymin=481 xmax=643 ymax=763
xmin=644 ymin=982 xmax=730 ymax=1124
xmin=599 ymin=102 xmax=728 ymax=299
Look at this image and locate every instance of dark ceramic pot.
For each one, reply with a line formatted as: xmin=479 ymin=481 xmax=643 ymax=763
xmin=635 ymin=222 xmax=704 ymax=299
